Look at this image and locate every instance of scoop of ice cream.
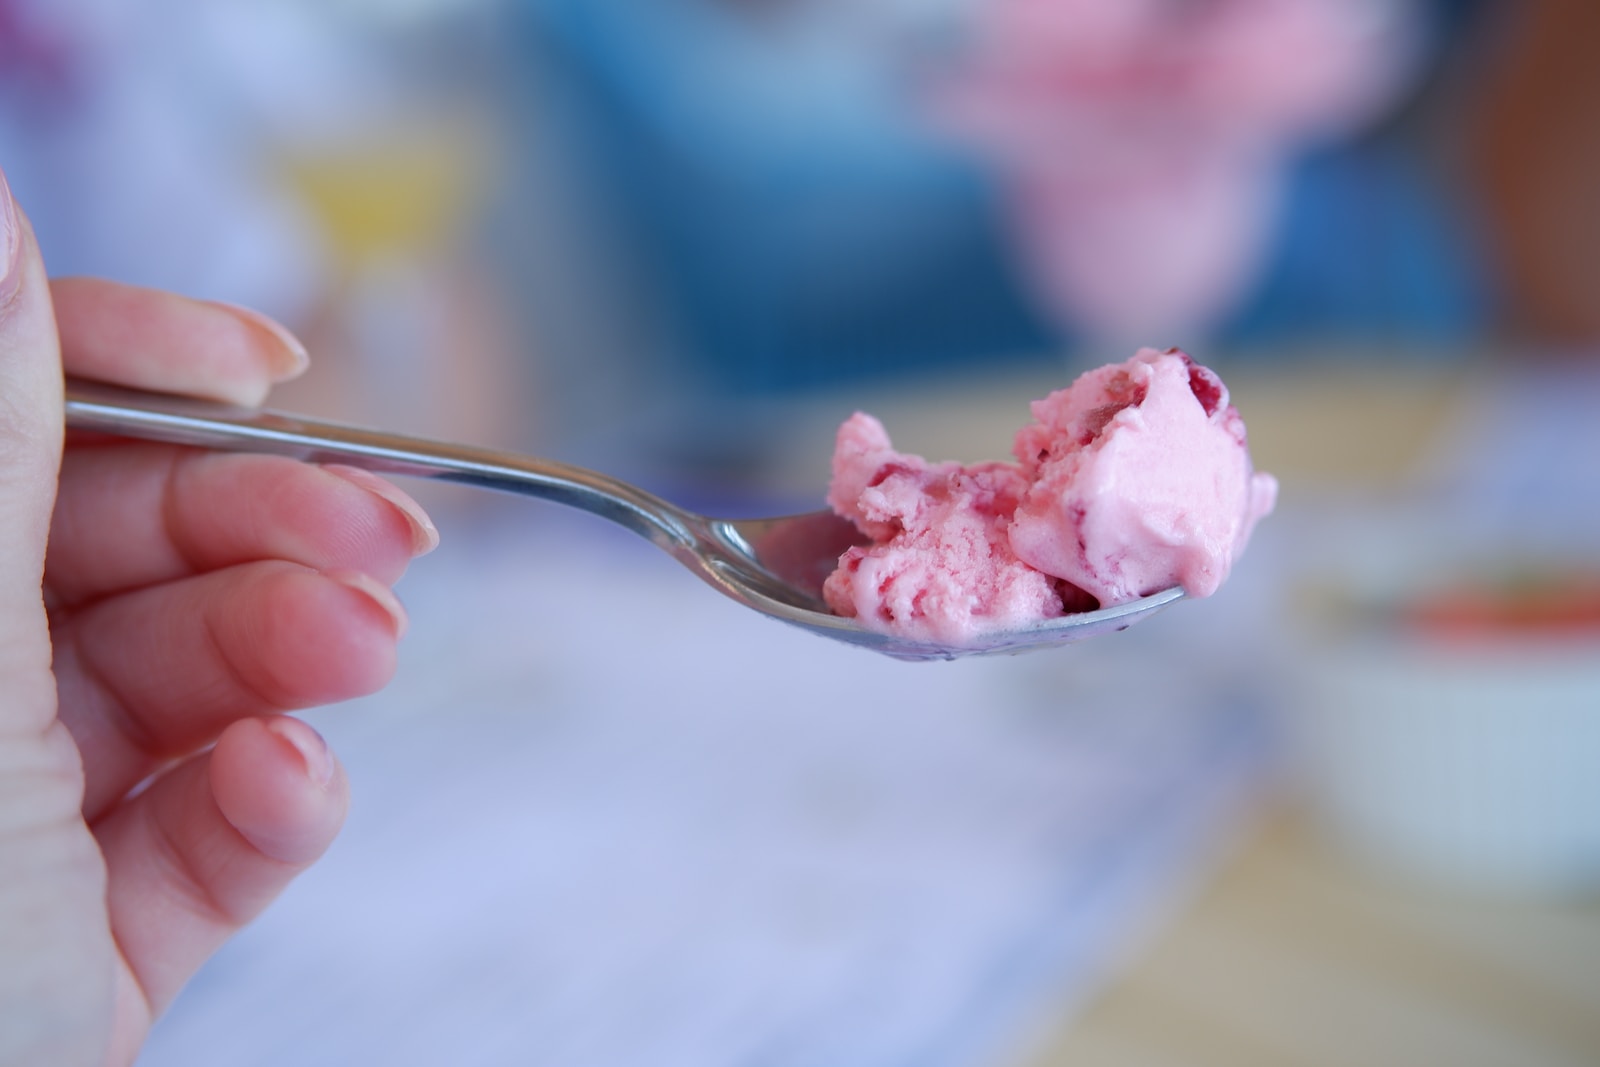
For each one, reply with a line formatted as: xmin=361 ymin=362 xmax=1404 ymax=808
xmin=824 ymin=347 xmax=1275 ymax=642
xmin=1009 ymin=347 xmax=1278 ymax=603
xmin=823 ymin=412 xmax=1074 ymax=645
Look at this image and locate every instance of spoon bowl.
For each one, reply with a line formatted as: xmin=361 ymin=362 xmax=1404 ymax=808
xmin=64 ymin=380 xmax=1184 ymax=661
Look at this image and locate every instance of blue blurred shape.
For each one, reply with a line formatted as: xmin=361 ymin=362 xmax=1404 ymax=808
xmin=514 ymin=0 xmax=1055 ymax=394
xmin=511 ymin=0 xmax=1492 ymax=396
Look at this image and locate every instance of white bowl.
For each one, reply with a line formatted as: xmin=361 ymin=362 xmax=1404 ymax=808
xmin=1285 ymin=620 xmax=1600 ymax=894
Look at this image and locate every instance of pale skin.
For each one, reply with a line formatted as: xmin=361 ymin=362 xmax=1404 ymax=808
xmin=0 ymin=170 xmax=438 ymax=1065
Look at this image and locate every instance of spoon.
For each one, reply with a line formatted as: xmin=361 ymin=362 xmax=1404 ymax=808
xmin=63 ymin=379 xmax=1184 ymax=661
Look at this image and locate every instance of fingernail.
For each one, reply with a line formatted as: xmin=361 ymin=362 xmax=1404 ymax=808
xmin=321 ymin=464 xmax=441 ymax=556
xmin=0 ymin=165 xmax=20 ymax=305
xmin=205 ymin=300 xmax=311 ymax=382
xmin=326 ymin=568 xmax=409 ymax=638
xmin=265 ymin=716 xmax=336 ymax=788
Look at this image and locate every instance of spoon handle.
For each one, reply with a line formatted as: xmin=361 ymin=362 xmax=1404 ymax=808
xmin=63 ymin=378 xmax=692 ymax=547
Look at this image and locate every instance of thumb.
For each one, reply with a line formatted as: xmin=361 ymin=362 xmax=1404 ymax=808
xmin=0 ymin=164 xmax=65 ymax=733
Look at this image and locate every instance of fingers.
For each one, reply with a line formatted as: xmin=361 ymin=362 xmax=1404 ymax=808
xmin=47 ymin=442 xmax=431 ymax=821
xmin=47 ymin=443 xmax=436 ymax=608
xmin=54 ymin=561 xmax=405 ymax=821
xmin=97 ymin=715 xmax=348 ymax=1027
xmin=0 ymin=165 xmax=64 ymax=735
xmin=51 ymin=277 xmax=308 ymax=407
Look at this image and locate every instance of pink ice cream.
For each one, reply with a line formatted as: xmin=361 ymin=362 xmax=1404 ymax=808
xmin=824 ymin=347 xmax=1277 ymax=644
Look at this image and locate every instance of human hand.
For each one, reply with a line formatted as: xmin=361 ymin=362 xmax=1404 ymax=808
xmin=0 ymin=170 xmax=437 ymax=1065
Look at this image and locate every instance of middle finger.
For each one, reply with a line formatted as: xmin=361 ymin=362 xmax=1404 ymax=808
xmin=47 ymin=442 xmax=436 ymax=607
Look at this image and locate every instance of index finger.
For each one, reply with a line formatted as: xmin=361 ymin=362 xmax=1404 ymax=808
xmin=50 ymin=277 xmax=309 ymax=407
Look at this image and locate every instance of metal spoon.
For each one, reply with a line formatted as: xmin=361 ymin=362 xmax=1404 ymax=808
xmin=63 ymin=379 xmax=1183 ymax=661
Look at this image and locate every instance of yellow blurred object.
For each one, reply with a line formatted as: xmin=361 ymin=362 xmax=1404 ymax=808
xmin=264 ymin=108 xmax=526 ymax=454
xmin=278 ymin=120 xmax=487 ymax=273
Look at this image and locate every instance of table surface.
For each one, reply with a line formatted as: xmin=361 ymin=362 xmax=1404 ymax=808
xmin=1018 ymin=805 xmax=1600 ymax=1067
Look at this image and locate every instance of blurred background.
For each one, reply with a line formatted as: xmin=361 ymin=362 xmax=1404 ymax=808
xmin=5 ymin=1 xmax=1598 ymax=1065
xmin=4 ymin=0 xmax=1562 ymax=468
